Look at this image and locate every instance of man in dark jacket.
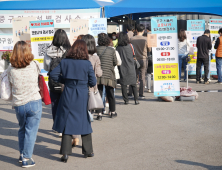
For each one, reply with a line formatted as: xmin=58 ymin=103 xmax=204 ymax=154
xmin=129 ymin=24 xmax=149 ymax=99
xmin=196 ymin=30 xmax=212 ymax=84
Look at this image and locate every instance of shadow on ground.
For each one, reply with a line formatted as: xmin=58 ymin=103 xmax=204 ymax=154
xmin=175 ymin=160 xmax=222 ymax=170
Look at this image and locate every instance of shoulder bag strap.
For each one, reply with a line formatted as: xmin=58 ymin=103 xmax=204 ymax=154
xmin=129 ymin=43 xmax=135 ymax=56
xmin=100 ymin=47 xmax=107 ymax=57
xmin=33 ymin=60 xmax=41 ymax=74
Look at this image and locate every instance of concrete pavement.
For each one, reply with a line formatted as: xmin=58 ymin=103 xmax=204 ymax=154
xmin=0 ymin=79 xmax=222 ymax=170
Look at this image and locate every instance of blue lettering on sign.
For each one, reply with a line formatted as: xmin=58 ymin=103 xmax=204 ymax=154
xmin=160 ymin=41 xmax=170 ymax=46
xmin=193 ymin=37 xmax=198 ymax=40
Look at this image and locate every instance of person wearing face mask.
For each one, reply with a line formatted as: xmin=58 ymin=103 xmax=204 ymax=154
xmin=112 ymin=32 xmax=118 ymax=48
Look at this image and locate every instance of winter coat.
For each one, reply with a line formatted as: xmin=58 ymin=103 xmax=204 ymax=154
xmin=50 ymin=59 xmax=97 ymax=135
xmin=88 ymin=54 xmax=102 ymax=92
xmin=116 ymin=44 xmax=137 ymax=85
xmin=96 ymin=46 xmax=117 ymax=88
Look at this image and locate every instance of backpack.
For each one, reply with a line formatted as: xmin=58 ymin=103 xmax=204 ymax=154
xmin=48 ymin=50 xmax=68 ymax=93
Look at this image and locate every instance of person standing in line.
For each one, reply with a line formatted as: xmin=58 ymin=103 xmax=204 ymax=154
xmin=101 ymin=38 xmax=122 ymax=114
xmin=50 ymin=40 xmax=97 ymax=162
xmin=128 ymin=24 xmax=149 ymax=99
xmin=112 ymin=32 xmax=118 ymax=48
xmin=70 ymin=34 xmax=85 ymax=146
xmin=214 ymin=28 xmax=222 ymax=84
xmin=96 ymin=33 xmax=117 ymax=120
xmin=82 ymin=34 xmax=103 ymax=114
xmin=178 ymin=29 xmax=191 ymax=82
xmin=44 ymin=29 xmax=71 ymax=138
xmin=116 ymin=32 xmax=139 ymax=105
xmin=127 ymin=25 xmax=134 ymax=40
xmin=196 ymin=30 xmax=212 ymax=84
xmin=8 ymin=41 xmax=42 ymax=168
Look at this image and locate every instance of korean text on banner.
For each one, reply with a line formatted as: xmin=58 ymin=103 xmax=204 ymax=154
xmin=0 ymin=34 xmax=13 ymax=51
xmin=186 ymin=20 xmax=205 ymax=75
xmin=209 ymin=19 xmax=222 ymax=75
xmin=151 ymin=16 xmax=180 ymax=97
xmin=0 ymin=9 xmax=100 ymax=28
xmin=88 ymin=18 xmax=107 ymax=43
xmin=12 ymin=17 xmax=36 ymax=50
xmin=70 ymin=19 xmax=88 ymax=45
xmin=30 ymin=20 xmax=54 ymax=83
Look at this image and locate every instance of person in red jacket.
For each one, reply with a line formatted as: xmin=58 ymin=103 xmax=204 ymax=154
xmin=214 ymin=28 xmax=222 ymax=84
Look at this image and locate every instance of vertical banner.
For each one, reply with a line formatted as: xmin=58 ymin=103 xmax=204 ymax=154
xmin=30 ymin=20 xmax=54 ymax=83
xmin=186 ymin=20 xmax=205 ymax=75
xmin=70 ymin=19 xmax=89 ymax=45
xmin=88 ymin=18 xmax=107 ymax=44
xmin=12 ymin=17 xmax=36 ymax=49
xmin=209 ymin=19 xmax=222 ymax=75
xmin=151 ymin=16 xmax=180 ymax=97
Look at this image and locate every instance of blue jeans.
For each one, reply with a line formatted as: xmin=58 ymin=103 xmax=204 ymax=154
xmin=200 ymin=56 xmax=211 ymax=79
xmin=179 ymin=54 xmax=188 ymax=80
xmin=15 ymin=99 xmax=42 ymax=159
xmin=216 ymin=57 xmax=222 ymax=82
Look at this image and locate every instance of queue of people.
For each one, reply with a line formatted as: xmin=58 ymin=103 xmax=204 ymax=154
xmin=4 ymin=24 xmax=222 ymax=168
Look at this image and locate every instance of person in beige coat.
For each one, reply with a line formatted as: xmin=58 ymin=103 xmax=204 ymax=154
xmin=82 ymin=34 xmax=102 ymax=90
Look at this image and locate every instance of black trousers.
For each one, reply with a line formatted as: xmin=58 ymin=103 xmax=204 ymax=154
xmin=97 ymin=84 xmax=116 ymax=113
xmin=121 ymin=84 xmax=138 ymax=102
xmin=50 ymin=91 xmax=61 ymax=122
xmin=60 ymin=133 xmax=93 ymax=155
xmin=129 ymin=59 xmax=148 ymax=96
xmin=196 ymin=58 xmax=209 ymax=82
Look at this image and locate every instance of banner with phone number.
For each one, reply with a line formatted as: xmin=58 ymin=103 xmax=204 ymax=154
xmin=30 ymin=20 xmax=54 ymax=85
xmin=186 ymin=20 xmax=205 ymax=75
xmin=151 ymin=16 xmax=180 ymax=97
xmin=209 ymin=19 xmax=222 ymax=75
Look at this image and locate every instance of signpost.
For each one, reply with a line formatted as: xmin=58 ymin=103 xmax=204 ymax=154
xmin=151 ymin=16 xmax=180 ymax=97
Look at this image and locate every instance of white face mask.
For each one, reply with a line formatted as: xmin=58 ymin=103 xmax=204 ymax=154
xmin=112 ymin=36 xmax=116 ymax=40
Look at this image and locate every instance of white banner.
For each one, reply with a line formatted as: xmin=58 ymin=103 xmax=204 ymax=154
xmin=0 ymin=9 xmax=100 ymax=28
xmin=88 ymin=18 xmax=107 ymax=44
xmin=186 ymin=20 xmax=205 ymax=75
xmin=209 ymin=19 xmax=222 ymax=75
xmin=151 ymin=16 xmax=180 ymax=97
xmin=30 ymin=20 xmax=55 ymax=82
xmin=0 ymin=34 xmax=13 ymax=51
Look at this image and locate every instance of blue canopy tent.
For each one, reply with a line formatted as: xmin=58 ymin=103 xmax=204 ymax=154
xmin=0 ymin=0 xmax=102 ymax=10
xmin=104 ymin=0 xmax=222 ymax=19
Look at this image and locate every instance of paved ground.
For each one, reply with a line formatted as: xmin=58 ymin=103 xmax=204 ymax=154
xmin=0 ymin=79 xmax=222 ymax=170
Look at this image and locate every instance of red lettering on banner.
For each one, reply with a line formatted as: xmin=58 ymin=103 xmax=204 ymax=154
xmin=41 ymin=22 xmax=49 ymax=26
xmin=158 ymin=23 xmax=172 ymax=27
xmin=162 ymin=70 xmax=171 ymax=74
xmin=161 ymin=52 xmax=170 ymax=56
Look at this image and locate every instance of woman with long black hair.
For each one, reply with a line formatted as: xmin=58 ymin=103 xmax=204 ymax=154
xmin=44 ymin=29 xmax=71 ymax=137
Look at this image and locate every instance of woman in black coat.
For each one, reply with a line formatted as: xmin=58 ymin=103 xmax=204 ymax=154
xmin=116 ymin=32 xmax=139 ymax=105
xmin=50 ymin=40 xmax=97 ymax=162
